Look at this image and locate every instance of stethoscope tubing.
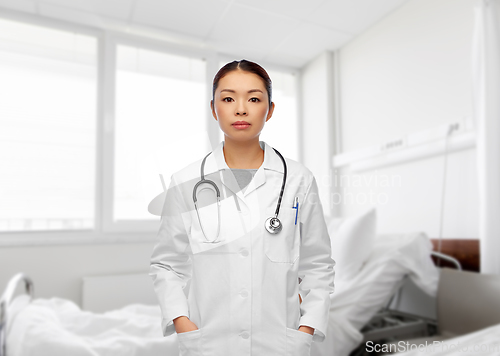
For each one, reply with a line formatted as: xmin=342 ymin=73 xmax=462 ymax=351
xmin=271 ymin=148 xmax=287 ymax=218
xmin=193 ymin=146 xmax=287 ymax=243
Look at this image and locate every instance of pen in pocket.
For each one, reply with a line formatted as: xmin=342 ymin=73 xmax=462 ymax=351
xmin=293 ymin=196 xmax=299 ymax=225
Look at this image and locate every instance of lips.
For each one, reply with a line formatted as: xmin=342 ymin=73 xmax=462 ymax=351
xmin=232 ymin=121 xmax=251 ymax=130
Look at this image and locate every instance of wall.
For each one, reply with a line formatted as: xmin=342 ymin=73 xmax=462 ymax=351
xmin=300 ymin=51 xmax=338 ymax=217
xmin=339 ymin=0 xmax=474 ymax=152
xmin=336 ymin=0 xmax=478 ymax=239
xmin=0 ymin=241 xmax=155 ymax=307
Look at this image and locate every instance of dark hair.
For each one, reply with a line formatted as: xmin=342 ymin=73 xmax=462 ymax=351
xmin=212 ymin=59 xmax=272 ymax=105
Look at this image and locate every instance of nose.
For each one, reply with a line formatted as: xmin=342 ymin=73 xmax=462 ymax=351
xmin=236 ymin=102 xmax=247 ymax=116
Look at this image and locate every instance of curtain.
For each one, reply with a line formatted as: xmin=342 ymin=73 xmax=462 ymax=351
xmin=473 ymin=0 xmax=500 ymax=274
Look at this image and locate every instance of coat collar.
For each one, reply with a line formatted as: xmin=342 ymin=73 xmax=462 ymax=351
xmin=203 ymin=140 xmax=285 ymax=200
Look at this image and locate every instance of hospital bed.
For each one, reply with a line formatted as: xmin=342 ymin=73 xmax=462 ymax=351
xmin=384 ymin=268 xmax=500 ymax=356
xmin=353 ymin=252 xmax=462 ymax=348
xmin=391 ymin=323 xmax=500 ymax=356
xmin=0 ymin=231 xmax=439 ymax=356
xmin=312 ymin=231 xmax=441 ymax=356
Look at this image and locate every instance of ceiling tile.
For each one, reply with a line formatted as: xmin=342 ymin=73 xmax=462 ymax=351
xmin=0 ymin=0 xmax=37 ymax=13
xmin=127 ymin=21 xmax=210 ymax=49
xmin=132 ymin=0 xmax=229 ymax=39
xmin=305 ymin=0 xmax=409 ymax=34
xmin=207 ymin=3 xmax=300 ymax=54
xmin=269 ymin=22 xmax=351 ymax=62
xmin=232 ymin=0 xmax=325 ymax=21
xmin=3 ymin=0 xmax=414 ymax=69
xmin=40 ymin=0 xmax=135 ymax=20
xmin=38 ymin=2 xmax=105 ymax=28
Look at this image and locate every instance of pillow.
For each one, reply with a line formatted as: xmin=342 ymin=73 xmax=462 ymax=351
xmin=327 ymin=207 xmax=377 ymax=281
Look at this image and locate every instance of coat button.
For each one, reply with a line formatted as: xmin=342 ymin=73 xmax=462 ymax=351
xmin=240 ymin=290 xmax=248 ymax=298
xmin=241 ymin=332 xmax=249 ymax=339
xmin=240 ymin=249 xmax=249 ymax=257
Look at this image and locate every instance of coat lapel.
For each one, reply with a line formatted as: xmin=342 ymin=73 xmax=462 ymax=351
xmin=202 ymin=140 xmax=286 ymax=202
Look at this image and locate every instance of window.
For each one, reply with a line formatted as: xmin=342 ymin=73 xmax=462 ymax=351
xmin=114 ymin=46 xmax=207 ymax=221
xmin=0 ymin=18 xmax=97 ymax=232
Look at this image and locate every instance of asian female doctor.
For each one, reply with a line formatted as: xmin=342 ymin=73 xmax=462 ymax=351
xmin=149 ymin=59 xmax=336 ymax=356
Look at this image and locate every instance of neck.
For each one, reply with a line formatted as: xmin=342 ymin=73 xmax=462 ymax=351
xmin=222 ymin=138 xmax=264 ymax=169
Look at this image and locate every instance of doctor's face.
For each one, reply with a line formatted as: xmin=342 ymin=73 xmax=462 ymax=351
xmin=211 ymin=70 xmax=275 ymax=142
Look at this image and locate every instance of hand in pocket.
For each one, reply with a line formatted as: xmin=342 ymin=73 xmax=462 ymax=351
xmin=174 ymin=316 xmax=199 ymax=334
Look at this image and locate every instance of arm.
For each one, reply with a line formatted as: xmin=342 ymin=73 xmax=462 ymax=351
xmin=297 ymin=175 xmax=336 ymax=342
xmin=149 ymin=174 xmax=193 ymax=337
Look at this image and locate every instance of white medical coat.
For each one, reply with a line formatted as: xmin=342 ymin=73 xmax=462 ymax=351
xmin=149 ymin=140 xmax=335 ymax=356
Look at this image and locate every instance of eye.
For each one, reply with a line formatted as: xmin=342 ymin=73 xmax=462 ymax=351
xmin=222 ymin=97 xmax=233 ymax=102
xmin=250 ymin=97 xmax=260 ymax=103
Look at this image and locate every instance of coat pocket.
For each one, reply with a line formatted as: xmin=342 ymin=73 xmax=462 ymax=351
xmin=286 ymin=327 xmax=313 ymax=356
xmin=177 ymin=328 xmax=203 ymax=356
xmin=263 ymin=206 xmax=300 ymax=263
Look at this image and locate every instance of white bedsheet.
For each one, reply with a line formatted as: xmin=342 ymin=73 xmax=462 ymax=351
xmin=393 ymin=323 xmax=500 ymax=355
xmin=312 ymin=232 xmax=439 ymax=356
xmin=7 ymin=296 xmax=179 ymax=356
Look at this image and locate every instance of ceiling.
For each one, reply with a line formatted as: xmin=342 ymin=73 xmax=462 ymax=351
xmin=0 ymin=0 xmax=410 ymax=69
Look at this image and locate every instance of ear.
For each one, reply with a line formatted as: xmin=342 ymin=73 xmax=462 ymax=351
xmin=210 ymin=100 xmax=217 ymax=121
xmin=265 ymin=102 xmax=275 ymax=122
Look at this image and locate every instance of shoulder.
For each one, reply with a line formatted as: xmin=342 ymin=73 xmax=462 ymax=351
xmin=283 ymin=157 xmax=313 ymax=177
xmin=282 ymin=156 xmax=315 ymax=189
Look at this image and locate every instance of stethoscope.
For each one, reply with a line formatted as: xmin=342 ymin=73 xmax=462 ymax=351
xmin=192 ymin=147 xmax=287 ymax=243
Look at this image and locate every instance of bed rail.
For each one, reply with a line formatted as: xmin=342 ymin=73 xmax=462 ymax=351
xmin=0 ymin=273 xmax=34 ymax=356
xmin=431 ymin=251 xmax=462 ymax=270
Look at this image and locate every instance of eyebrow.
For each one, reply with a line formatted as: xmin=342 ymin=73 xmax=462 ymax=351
xmin=220 ymin=89 xmax=264 ymax=94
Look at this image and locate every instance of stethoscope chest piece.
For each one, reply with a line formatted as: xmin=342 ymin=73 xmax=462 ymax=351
xmin=265 ymin=216 xmax=282 ymax=234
